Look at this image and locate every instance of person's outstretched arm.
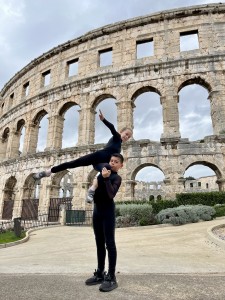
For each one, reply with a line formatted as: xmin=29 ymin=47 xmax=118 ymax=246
xmin=99 ymin=109 xmax=119 ymax=137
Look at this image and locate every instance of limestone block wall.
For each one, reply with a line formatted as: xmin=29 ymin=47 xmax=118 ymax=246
xmin=1 ymin=3 xmax=225 ymax=218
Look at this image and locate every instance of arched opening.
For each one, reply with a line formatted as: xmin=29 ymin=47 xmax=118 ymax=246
xmin=17 ymin=119 xmax=25 ymax=154
xmin=94 ymin=97 xmax=117 ymax=144
xmin=36 ymin=115 xmax=48 ymax=152
xmin=2 ymin=176 xmax=17 ymax=219
xmin=132 ymin=88 xmax=162 ymax=141
xmin=59 ymin=102 xmax=79 ymax=148
xmin=33 ymin=110 xmax=48 ymax=152
xmin=21 ymin=175 xmax=39 ymax=219
xmin=178 ymin=80 xmax=213 ymax=141
xmin=0 ymin=127 xmax=10 ymax=160
xmin=48 ymin=171 xmax=73 ymax=222
xmin=184 ymin=162 xmax=220 ymax=192
xmin=58 ymin=173 xmax=73 ymax=198
xmin=133 ymin=165 xmax=165 ymax=200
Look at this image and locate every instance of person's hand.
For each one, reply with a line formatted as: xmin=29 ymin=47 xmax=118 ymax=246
xmin=102 ymin=167 xmax=111 ymax=178
xmin=99 ymin=109 xmax=105 ymax=121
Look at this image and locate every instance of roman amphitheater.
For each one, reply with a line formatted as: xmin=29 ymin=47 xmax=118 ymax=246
xmin=1 ymin=3 xmax=225 ymax=220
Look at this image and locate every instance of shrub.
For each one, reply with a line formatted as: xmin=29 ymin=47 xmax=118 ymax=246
xmin=151 ymin=200 xmax=178 ymax=214
xmin=116 ymin=204 xmax=155 ymax=227
xmin=176 ymin=191 xmax=225 ymax=206
xmin=214 ymin=204 xmax=225 ymax=217
xmin=156 ymin=205 xmax=216 ymax=225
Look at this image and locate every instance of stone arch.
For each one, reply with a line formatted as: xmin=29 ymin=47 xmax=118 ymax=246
xmin=33 ymin=109 xmax=48 ymax=125
xmin=16 ymin=119 xmax=25 ymax=132
xmin=20 ymin=174 xmax=39 ymax=219
xmin=2 ymin=127 xmax=10 ymax=141
xmin=58 ymin=101 xmax=79 ymax=117
xmin=32 ymin=109 xmax=48 ymax=152
xmin=182 ymin=160 xmax=223 ymax=191
xmin=178 ymin=77 xmax=213 ymax=140
xmin=22 ymin=174 xmax=37 ymax=199
xmin=58 ymin=101 xmax=80 ymax=148
xmin=1 ymin=176 xmax=17 ymax=219
xmin=92 ymin=93 xmax=117 ymax=144
xmin=131 ymin=86 xmax=163 ymax=140
xmin=131 ymin=86 xmax=161 ymax=103
xmin=3 ymin=176 xmax=17 ymax=197
xmin=0 ymin=127 xmax=10 ymax=160
xmin=131 ymin=163 xmax=164 ymax=181
xmin=92 ymin=93 xmax=117 ymax=109
xmin=131 ymin=163 xmax=165 ymax=199
xmin=183 ymin=160 xmax=222 ymax=179
xmin=14 ymin=119 xmax=26 ymax=155
xmin=178 ymin=76 xmax=212 ymax=93
xmin=50 ymin=170 xmax=71 ymax=198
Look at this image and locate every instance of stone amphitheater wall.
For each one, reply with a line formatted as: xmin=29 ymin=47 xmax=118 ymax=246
xmin=1 ymin=3 xmax=225 ymax=218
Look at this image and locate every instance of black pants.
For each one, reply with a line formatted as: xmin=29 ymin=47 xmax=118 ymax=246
xmin=51 ymin=150 xmax=112 ymax=173
xmin=93 ymin=202 xmax=117 ymax=276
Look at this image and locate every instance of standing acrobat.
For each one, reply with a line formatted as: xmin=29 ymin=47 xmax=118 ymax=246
xmin=85 ymin=153 xmax=124 ymax=292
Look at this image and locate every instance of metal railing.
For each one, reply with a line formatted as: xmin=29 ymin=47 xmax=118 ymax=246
xmin=20 ymin=213 xmax=60 ymax=230
xmin=0 ymin=213 xmax=60 ymax=234
xmin=66 ymin=209 xmax=93 ymax=226
xmin=0 ymin=220 xmax=14 ymax=233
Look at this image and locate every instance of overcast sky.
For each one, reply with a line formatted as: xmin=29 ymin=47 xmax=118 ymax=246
xmin=1 ymin=0 xmax=222 ymax=182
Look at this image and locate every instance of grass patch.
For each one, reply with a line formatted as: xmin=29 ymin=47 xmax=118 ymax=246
xmin=0 ymin=230 xmax=26 ymax=244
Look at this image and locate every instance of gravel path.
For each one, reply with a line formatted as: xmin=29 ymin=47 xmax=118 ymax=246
xmin=213 ymin=225 xmax=225 ymax=241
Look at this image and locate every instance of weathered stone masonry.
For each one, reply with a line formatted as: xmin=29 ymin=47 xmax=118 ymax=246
xmin=1 ymin=3 xmax=225 ymax=218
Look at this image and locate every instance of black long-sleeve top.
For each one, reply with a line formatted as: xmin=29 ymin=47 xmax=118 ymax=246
xmin=102 ymin=118 xmax=122 ymax=154
xmin=94 ymin=171 xmax=122 ymax=204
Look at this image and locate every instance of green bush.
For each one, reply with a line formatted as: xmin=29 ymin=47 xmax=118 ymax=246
xmin=214 ymin=204 xmax=225 ymax=217
xmin=151 ymin=200 xmax=178 ymax=214
xmin=116 ymin=204 xmax=155 ymax=227
xmin=156 ymin=205 xmax=216 ymax=226
xmin=176 ymin=191 xmax=225 ymax=206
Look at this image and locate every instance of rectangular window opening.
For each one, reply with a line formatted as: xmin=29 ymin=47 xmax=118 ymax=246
xmin=23 ymin=82 xmax=29 ymax=97
xmin=42 ymin=70 xmax=51 ymax=86
xmin=99 ymin=48 xmax=113 ymax=67
xmin=136 ymin=39 xmax=154 ymax=59
xmin=67 ymin=59 xmax=79 ymax=77
xmin=180 ymin=30 xmax=199 ymax=52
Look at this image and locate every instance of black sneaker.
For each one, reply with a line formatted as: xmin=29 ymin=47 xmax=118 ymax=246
xmin=99 ymin=273 xmax=118 ymax=292
xmin=85 ymin=269 xmax=104 ymax=286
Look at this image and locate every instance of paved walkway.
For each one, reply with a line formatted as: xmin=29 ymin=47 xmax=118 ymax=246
xmin=0 ymin=218 xmax=225 ymax=299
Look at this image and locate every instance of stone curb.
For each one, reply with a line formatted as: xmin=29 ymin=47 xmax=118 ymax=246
xmin=0 ymin=230 xmax=30 ymax=249
xmin=0 ymin=225 xmax=61 ymax=249
xmin=207 ymin=223 xmax=225 ymax=250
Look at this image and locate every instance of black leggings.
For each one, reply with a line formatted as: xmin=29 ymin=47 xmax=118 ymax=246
xmin=93 ymin=202 xmax=117 ymax=276
xmin=51 ymin=151 xmax=112 ymax=173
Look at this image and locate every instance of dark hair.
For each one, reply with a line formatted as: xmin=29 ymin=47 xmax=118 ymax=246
xmin=111 ymin=153 xmax=124 ymax=163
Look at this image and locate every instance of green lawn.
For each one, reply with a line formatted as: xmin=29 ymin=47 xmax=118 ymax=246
xmin=0 ymin=231 xmax=26 ymax=244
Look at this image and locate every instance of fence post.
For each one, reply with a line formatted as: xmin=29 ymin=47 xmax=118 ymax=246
xmin=14 ymin=217 xmax=22 ymax=237
xmin=59 ymin=204 xmax=66 ymax=225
